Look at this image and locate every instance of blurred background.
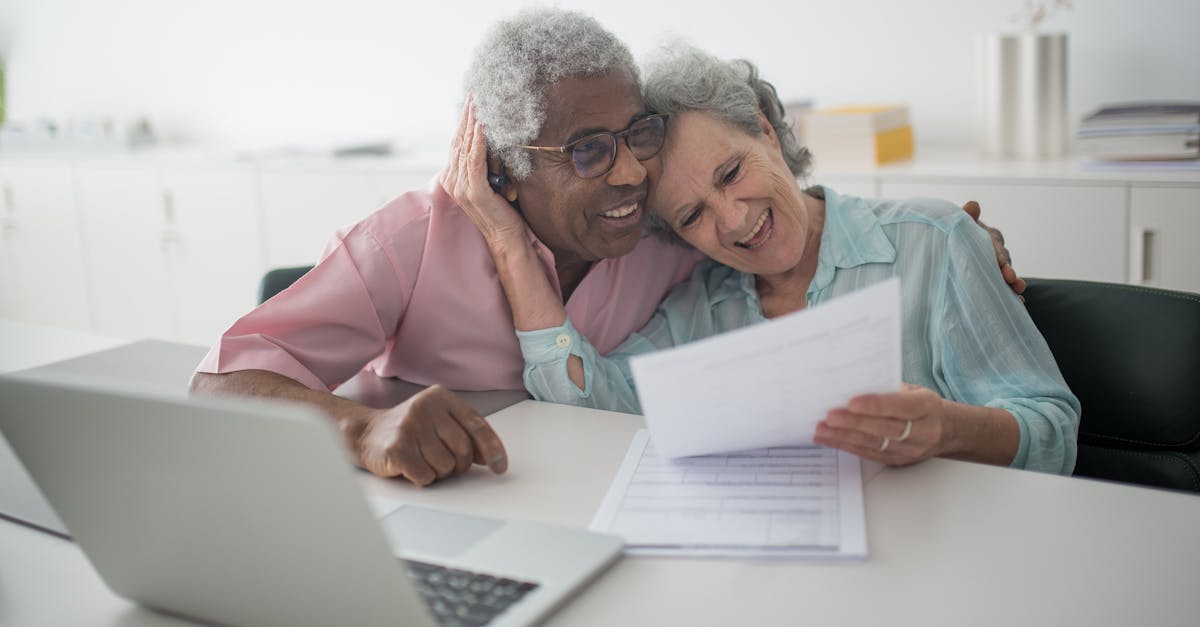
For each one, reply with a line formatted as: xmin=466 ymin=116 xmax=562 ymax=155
xmin=1 ymin=0 xmax=1198 ymax=345
xmin=1 ymin=0 xmax=1196 ymax=152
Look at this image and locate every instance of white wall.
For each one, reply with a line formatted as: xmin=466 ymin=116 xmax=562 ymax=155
xmin=1 ymin=0 xmax=1197 ymax=151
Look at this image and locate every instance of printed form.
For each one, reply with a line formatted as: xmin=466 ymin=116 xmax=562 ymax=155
xmin=591 ymin=430 xmax=866 ymax=558
xmin=592 ymin=278 xmax=903 ymax=558
xmin=628 ymin=277 xmax=902 ymax=459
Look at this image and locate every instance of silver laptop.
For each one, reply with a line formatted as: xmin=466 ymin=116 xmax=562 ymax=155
xmin=0 ymin=374 xmax=622 ymax=627
xmin=0 ymin=339 xmax=528 ymax=537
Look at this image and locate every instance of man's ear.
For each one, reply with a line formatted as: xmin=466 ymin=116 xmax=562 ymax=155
xmin=757 ymin=111 xmax=780 ymax=149
xmin=487 ymin=154 xmax=518 ymax=203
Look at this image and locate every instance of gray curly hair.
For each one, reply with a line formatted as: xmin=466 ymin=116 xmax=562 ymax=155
xmin=641 ymin=44 xmax=815 ymax=242
xmin=463 ymin=8 xmax=639 ymax=180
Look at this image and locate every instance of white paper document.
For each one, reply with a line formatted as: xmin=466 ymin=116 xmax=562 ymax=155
xmin=628 ymin=277 xmax=902 ymax=459
xmin=590 ymin=430 xmax=866 ymax=558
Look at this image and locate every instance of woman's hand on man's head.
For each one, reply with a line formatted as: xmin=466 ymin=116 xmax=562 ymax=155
xmin=441 ymin=96 xmax=529 ymax=254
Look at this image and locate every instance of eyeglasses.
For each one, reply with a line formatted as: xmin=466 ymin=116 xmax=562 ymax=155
xmin=518 ymin=114 xmax=668 ymax=179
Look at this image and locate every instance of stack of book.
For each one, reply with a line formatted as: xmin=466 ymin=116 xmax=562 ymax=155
xmin=1076 ymin=102 xmax=1200 ymax=162
xmin=802 ymin=104 xmax=914 ymax=169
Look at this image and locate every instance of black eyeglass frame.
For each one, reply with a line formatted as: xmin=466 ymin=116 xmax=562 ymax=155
xmin=517 ymin=113 xmax=670 ymax=179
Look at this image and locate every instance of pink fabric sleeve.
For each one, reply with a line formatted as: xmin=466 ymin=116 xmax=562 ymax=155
xmin=196 ymin=207 xmax=426 ymax=391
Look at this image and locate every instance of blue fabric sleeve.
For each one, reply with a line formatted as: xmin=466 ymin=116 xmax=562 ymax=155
xmin=932 ymin=218 xmax=1081 ymax=474
xmin=515 ymin=266 xmax=725 ymax=414
xmin=516 ymin=316 xmax=650 ymax=415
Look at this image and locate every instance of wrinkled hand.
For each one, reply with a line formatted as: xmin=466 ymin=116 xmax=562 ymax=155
xmin=440 ymin=96 xmax=528 ymax=249
xmin=814 ymin=384 xmax=946 ymax=466
xmin=341 ymin=385 xmax=508 ymax=487
xmin=962 ymin=200 xmax=1026 ymax=300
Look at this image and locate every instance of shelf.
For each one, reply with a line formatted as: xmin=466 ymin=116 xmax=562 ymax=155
xmin=810 ymin=148 xmax=1200 ymax=186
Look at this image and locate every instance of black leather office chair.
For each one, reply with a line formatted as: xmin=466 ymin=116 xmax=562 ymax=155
xmin=1023 ymin=278 xmax=1200 ymax=493
xmin=257 ymin=265 xmax=314 ymax=304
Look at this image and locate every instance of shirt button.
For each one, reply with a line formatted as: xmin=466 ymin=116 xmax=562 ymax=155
xmin=555 ymin=334 xmax=572 ymax=349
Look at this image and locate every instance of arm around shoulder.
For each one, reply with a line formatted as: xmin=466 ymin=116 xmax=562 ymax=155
xmin=935 ymin=219 xmax=1080 ymax=474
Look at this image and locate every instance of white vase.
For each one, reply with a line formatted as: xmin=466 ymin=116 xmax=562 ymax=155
xmin=978 ymin=32 xmax=1068 ymax=159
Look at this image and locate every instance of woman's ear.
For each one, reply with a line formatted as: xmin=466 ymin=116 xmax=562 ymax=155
xmin=757 ymin=111 xmax=780 ymax=149
xmin=486 ymin=154 xmax=518 ymax=202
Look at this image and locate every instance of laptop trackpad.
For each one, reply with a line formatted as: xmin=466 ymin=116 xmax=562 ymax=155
xmin=379 ymin=505 xmax=504 ymax=558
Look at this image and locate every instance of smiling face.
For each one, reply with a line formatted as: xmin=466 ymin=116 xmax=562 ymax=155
xmin=509 ymin=69 xmax=652 ymax=266
xmin=648 ymin=110 xmax=818 ymax=279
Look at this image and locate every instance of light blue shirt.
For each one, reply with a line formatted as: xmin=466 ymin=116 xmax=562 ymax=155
xmin=517 ymin=189 xmax=1081 ymax=475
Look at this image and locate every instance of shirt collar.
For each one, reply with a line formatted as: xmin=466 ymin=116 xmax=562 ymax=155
xmin=810 ymin=187 xmax=897 ymax=293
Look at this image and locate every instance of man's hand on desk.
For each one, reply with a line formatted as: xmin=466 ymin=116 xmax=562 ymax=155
xmin=190 ymin=371 xmax=508 ymax=487
xmin=341 ymin=384 xmax=509 ymax=487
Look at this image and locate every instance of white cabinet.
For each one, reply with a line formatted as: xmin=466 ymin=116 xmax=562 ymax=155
xmin=76 ymin=165 xmax=176 ymax=340
xmin=0 ymin=162 xmax=92 ymax=330
xmin=2 ymin=150 xmax=1195 ymax=344
xmin=159 ymin=167 xmax=262 ymax=345
xmin=259 ymin=169 xmax=382 ymax=268
xmin=826 ymin=151 xmax=1200 ymax=290
xmin=0 ymin=154 xmax=438 ymax=343
xmin=879 ymin=181 xmax=1129 ymax=283
xmin=259 ymin=164 xmax=439 ymax=269
xmin=75 ymin=163 xmax=261 ymax=344
xmin=1129 ymin=186 xmax=1200 ymax=294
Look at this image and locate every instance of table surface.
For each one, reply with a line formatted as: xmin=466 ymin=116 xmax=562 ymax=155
xmin=3 ymin=323 xmax=1200 ymax=627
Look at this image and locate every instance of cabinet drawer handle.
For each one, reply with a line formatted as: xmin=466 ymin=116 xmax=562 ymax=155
xmin=1130 ymin=227 xmax=1157 ymax=285
xmin=162 ymin=190 xmax=176 ymax=224
xmin=2 ymin=183 xmax=13 ymax=213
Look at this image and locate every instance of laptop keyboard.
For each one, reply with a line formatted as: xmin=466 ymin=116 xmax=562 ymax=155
xmin=404 ymin=559 xmax=540 ymax=627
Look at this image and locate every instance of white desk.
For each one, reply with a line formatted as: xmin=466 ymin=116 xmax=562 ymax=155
xmin=3 ymin=326 xmax=1200 ymax=627
xmin=0 ymin=320 xmax=131 ymax=373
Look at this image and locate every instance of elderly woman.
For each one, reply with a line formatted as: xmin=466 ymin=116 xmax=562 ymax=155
xmin=445 ymin=45 xmax=1080 ymax=474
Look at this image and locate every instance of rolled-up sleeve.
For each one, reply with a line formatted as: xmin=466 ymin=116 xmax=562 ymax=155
xmin=196 ymin=224 xmax=412 ymax=391
xmin=518 ymin=318 xmax=648 ymax=414
xmin=517 ymin=265 xmax=726 ymax=414
xmin=932 ymin=220 xmax=1081 ymax=474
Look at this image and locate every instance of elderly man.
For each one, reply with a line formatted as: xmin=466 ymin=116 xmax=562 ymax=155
xmin=192 ymin=8 xmax=1018 ymax=487
xmin=192 ymin=9 xmax=699 ymax=486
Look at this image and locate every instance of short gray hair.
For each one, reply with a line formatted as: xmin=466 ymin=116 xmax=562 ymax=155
xmin=642 ymin=43 xmax=810 ymax=176
xmin=641 ymin=43 xmax=813 ymax=243
xmin=463 ymin=8 xmax=639 ymax=180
